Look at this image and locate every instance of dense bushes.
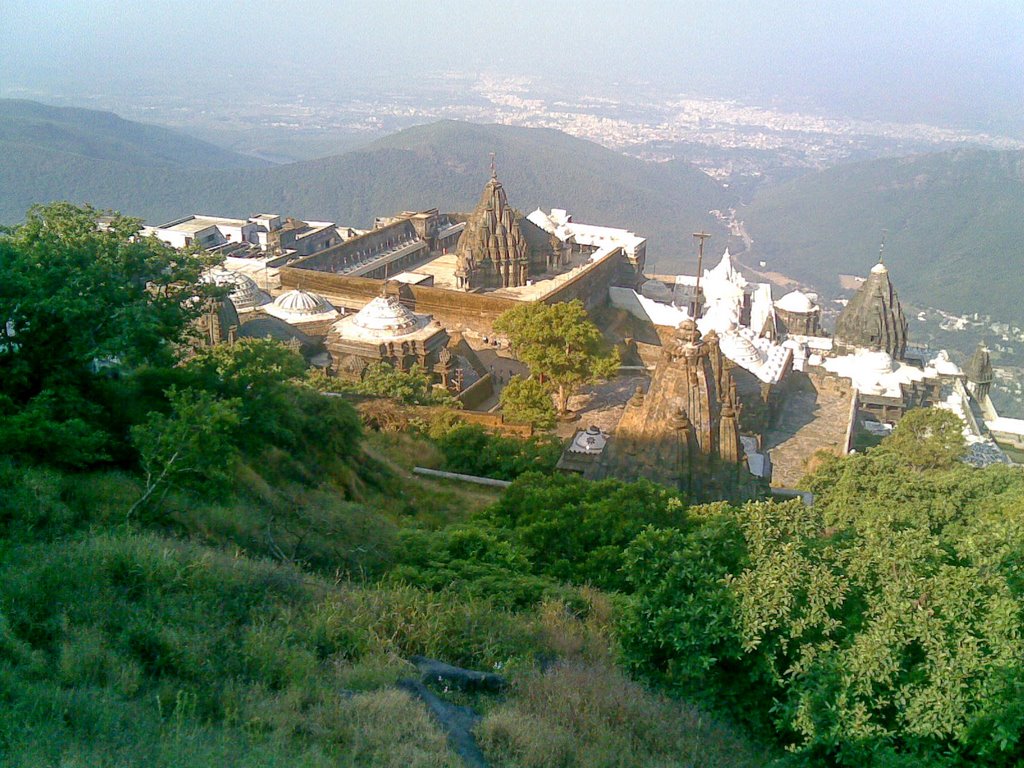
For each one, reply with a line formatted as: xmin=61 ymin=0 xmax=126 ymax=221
xmin=435 ymin=424 xmax=561 ymax=481
xmin=619 ymin=442 xmax=1024 ymax=766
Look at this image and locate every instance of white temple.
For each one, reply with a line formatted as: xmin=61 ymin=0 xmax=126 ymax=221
xmin=611 ymin=249 xmax=792 ymax=385
xmin=201 ymin=267 xmax=271 ymax=313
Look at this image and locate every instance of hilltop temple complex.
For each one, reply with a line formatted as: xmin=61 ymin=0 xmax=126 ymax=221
xmin=171 ymin=165 xmax=1021 ymax=496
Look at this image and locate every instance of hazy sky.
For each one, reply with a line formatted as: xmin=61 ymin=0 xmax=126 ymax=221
xmin=3 ymin=0 xmax=1023 ymax=131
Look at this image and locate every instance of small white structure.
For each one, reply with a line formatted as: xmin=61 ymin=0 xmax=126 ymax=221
xmin=263 ymin=289 xmax=339 ymax=325
xmin=201 ymin=267 xmax=270 ymax=313
xmin=527 ymin=207 xmax=647 ymax=267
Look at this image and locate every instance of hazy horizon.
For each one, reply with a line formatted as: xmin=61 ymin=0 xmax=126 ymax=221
xmin=3 ymin=0 xmax=1023 ymax=134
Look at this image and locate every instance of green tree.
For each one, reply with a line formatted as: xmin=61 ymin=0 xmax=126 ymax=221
xmin=128 ymin=387 xmax=241 ymax=516
xmin=485 ymin=473 xmax=687 ymax=590
xmin=436 ymin=424 xmax=561 ymax=481
xmin=311 ymin=361 xmax=457 ymax=406
xmin=494 ymin=300 xmax=619 ymax=415
xmin=184 ymin=339 xmax=363 ymax=477
xmin=499 ymin=375 xmax=556 ymax=429
xmin=0 ymin=204 xmax=212 ymax=467
xmin=621 ymin=462 xmax=1024 ymax=765
xmin=877 ymin=406 xmax=966 ymax=470
xmin=0 ymin=203 xmax=209 ymax=402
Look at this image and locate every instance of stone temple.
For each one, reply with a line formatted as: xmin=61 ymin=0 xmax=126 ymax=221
xmin=455 ymin=170 xmax=532 ymax=291
xmin=834 ymin=261 xmax=908 ymax=359
xmin=600 ymin=319 xmax=763 ymax=502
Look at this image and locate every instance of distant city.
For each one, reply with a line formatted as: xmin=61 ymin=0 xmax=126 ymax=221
xmin=7 ymin=71 xmax=1022 ymax=190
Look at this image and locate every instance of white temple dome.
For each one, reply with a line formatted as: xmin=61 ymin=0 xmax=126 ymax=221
xmin=264 ymin=289 xmax=338 ymax=323
xmin=719 ymin=331 xmax=765 ymax=368
xmin=871 ymin=262 xmax=888 ymax=274
xmin=862 ymin=349 xmax=894 ymax=375
xmin=202 ymin=267 xmax=268 ymax=312
xmin=775 ymin=290 xmax=817 ymax=314
xmin=348 ymin=295 xmax=426 ymax=336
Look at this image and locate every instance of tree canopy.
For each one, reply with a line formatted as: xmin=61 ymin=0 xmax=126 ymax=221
xmin=494 ymin=300 xmax=618 ymax=415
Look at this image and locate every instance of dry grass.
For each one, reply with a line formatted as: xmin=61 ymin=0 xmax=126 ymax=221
xmin=477 ymin=662 xmax=769 ymax=768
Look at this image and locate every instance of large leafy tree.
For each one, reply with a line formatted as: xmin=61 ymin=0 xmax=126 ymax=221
xmin=498 ymin=375 xmax=556 ymax=429
xmin=0 ymin=203 xmax=209 ymax=400
xmin=0 ymin=204 xmax=212 ymax=465
xmin=494 ymin=300 xmax=618 ymax=415
xmin=621 ymin=444 xmax=1024 ymax=766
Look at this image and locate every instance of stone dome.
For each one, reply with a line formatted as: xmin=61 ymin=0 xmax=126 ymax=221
xmin=350 ymin=295 xmax=426 ymax=335
xmin=775 ymin=290 xmax=817 ymax=314
xmin=264 ymin=289 xmax=338 ymax=323
xmin=203 ymin=267 xmax=268 ymax=312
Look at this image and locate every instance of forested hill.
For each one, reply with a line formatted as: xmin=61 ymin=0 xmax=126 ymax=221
xmin=0 ymin=110 xmax=733 ymax=265
xmin=0 ymin=99 xmax=270 ymax=170
xmin=742 ymin=148 xmax=1024 ymax=323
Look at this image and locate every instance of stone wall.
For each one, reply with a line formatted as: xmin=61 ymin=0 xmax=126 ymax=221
xmin=281 ymin=247 xmax=627 ymax=335
xmin=539 ymin=247 xmax=630 ymax=311
xmin=458 ymin=373 xmax=495 ymax=410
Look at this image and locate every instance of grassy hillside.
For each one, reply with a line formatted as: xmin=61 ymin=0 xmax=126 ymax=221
xmin=0 ymin=111 xmax=732 ymax=265
xmin=0 ymin=99 xmax=270 ymax=170
xmin=742 ymin=148 xmax=1024 ymax=322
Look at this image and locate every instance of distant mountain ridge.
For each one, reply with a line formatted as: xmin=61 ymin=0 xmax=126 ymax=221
xmin=0 ymin=99 xmax=270 ymax=170
xmin=0 ymin=109 xmax=734 ymax=265
xmin=742 ymin=148 xmax=1024 ymax=323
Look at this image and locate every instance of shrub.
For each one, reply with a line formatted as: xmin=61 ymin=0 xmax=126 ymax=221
xmin=499 ymin=376 xmax=556 ymax=429
xmin=435 ymin=424 xmax=561 ymax=481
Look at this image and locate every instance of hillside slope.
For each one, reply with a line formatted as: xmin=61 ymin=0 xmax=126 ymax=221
xmin=742 ymin=148 xmax=1024 ymax=322
xmin=0 ymin=99 xmax=270 ymax=170
xmin=0 ymin=111 xmax=732 ymax=266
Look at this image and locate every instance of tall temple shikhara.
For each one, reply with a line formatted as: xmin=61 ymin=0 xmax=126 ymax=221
xmin=834 ymin=260 xmax=908 ymax=359
xmin=455 ymin=169 xmax=531 ymax=291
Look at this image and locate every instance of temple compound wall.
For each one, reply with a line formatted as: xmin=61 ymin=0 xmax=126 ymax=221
xmin=280 ymin=242 xmax=628 ymax=336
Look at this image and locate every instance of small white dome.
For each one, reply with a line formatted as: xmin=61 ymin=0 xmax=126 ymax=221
xmin=871 ymin=261 xmax=888 ymax=275
xmin=929 ymin=350 xmax=963 ymax=377
xmin=203 ymin=267 xmax=268 ymax=311
xmin=861 ymin=349 xmax=894 ymax=375
xmin=775 ymin=290 xmax=817 ymax=314
xmin=265 ymin=289 xmax=338 ymax=323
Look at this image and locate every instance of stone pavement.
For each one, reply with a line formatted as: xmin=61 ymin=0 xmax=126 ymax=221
xmin=763 ymin=373 xmax=853 ymax=488
xmin=557 ymin=374 xmax=650 ymax=439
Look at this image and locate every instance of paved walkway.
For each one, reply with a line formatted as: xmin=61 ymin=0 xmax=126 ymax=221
xmin=557 ymin=374 xmax=649 ymax=439
xmin=764 ymin=373 xmax=853 ymax=488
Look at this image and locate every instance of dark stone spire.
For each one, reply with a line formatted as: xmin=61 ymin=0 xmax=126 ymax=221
xmin=835 ymin=261 xmax=908 ymax=359
xmin=454 ymin=171 xmax=530 ymax=291
xmin=965 ymin=342 xmax=994 ymax=401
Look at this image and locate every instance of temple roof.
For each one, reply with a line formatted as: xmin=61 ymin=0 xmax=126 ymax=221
xmin=965 ymin=342 xmax=994 ymax=384
xmin=775 ymin=290 xmax=818 ymax=314
xmin=455 ymin=173 xmax=529 ymax=276
xmin=264 ymin=289 xmax=338 ymax=324
xmin=328 ymin=294 xmax=441 ymax=344
xmin=835 ymin=260 xmax=908 ymax=359
xmin=202 ymin=267 xmax=270 ymax=312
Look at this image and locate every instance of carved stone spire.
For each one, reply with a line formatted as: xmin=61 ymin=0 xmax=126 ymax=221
xmin=454 ymin=169 xmax=531 ymax=290
xmin=835 ymin=261 xmax=908 ymax=359
xmin=965 ymin=342 xmax=994 ymax=401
